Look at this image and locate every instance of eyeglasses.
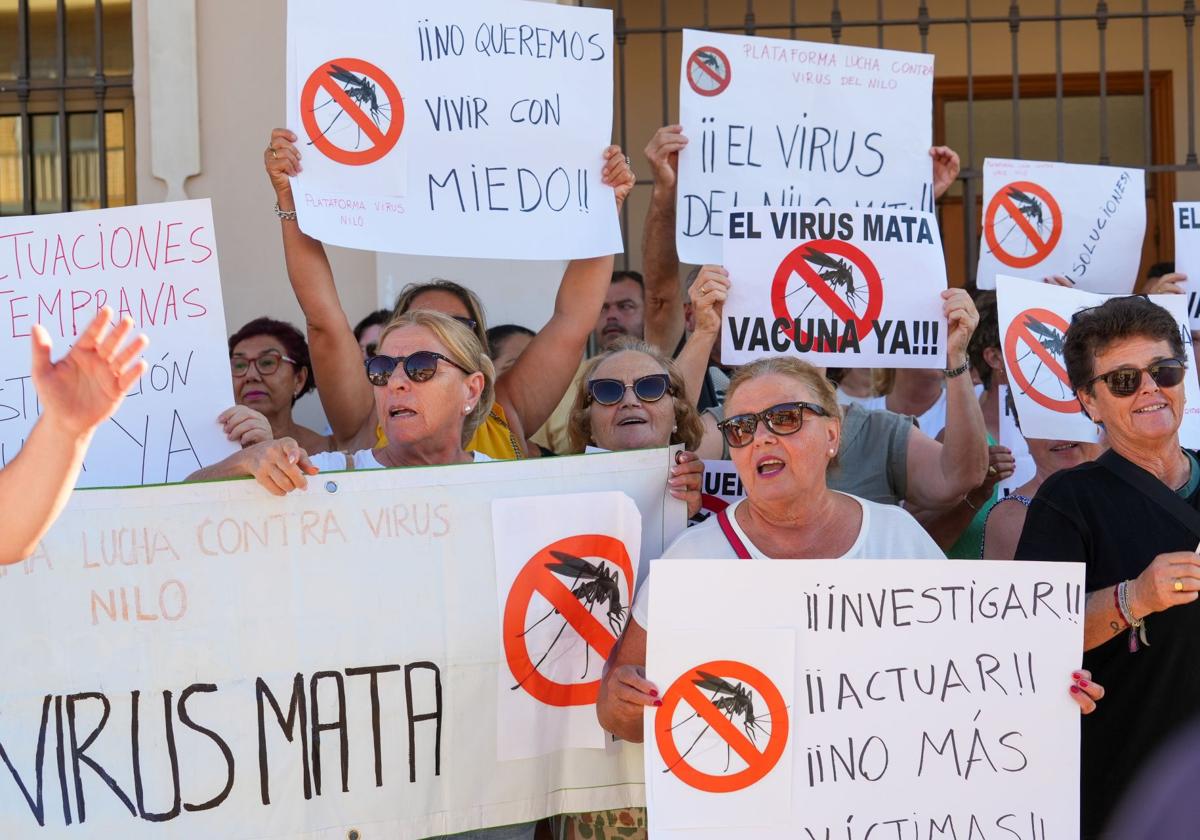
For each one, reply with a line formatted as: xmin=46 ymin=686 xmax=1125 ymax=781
xmin=717 ymin=401 xmax=830 ymax=449
xmin=1086 ymin=358 xmax=1188 ymax=397
xmin=231 ymin=351 xmax=297 ymax=377
xmin=586 ymin=374 xmax=674 ymax=406
xmin=365 ymin=351 xmax=470 ymax=386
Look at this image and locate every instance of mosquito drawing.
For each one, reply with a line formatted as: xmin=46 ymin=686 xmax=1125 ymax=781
xmin=695 ymin=50 xmax=724 ymax=73
xmin=307 ymin=64 xmax=391 ymax=149
xmin=1016 ymin=314 xmax=1070 ymax=397
xmin=664 ymin=672 xmax=773 ymax=774
xmin=510 ymin=551 xmax=627 ymax=690
xmin=988 ymin=187 xmax=1051 ymax=257
xmin=784 ymin=247 xmax=865 ymax=321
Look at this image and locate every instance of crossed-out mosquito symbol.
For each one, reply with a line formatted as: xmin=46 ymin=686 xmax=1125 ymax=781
xmin=1015 ymin=313 xmax=1070 ymax=399
xmin=664 ymin=672 xmax=774 ymax=775
xmin=308 ymin=63 xmax=393 ymax=150
xmin=988 ymin=186 xmax=1053 ymax=259
xmin=784 ymin=246 xmax=867 ymax=320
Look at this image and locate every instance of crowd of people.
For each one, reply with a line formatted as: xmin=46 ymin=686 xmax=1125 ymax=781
xmin=6 ymin=120 xmax=1197 ymax=840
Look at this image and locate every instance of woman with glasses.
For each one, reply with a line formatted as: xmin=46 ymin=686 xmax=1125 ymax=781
xmin=221 ymin=317 xmax=333 ymax=455
xmin=1014 ymin=296 xmax=1200 ymax=840
xmin=263 ymin=127 xmax=635 ymax=462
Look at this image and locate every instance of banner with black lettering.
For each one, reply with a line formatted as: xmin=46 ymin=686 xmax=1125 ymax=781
xmin=1174 ymin=201 xmax=1200 ymax=329
xmin=975 ymin=159 xmax=1145 ymax=293
xmin=644 ymin=559 xmax=1084 ymax=837
xmin=676 ymin=29 xmax=934 ymax=266
xmin=286 ymin=0 xmax=620 ymax=259
xmin=0 ymin=200 xmax=236 ymax=487
xmin=721 ymin=207 xmax=947 ymax=368
xmin=0 ymin=449 xmax=685 ymax=838
xmin=995 ymin=275 xmax=1200 ymax=445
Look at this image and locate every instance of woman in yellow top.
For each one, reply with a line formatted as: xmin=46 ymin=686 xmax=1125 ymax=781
xmin=263 ymin=128 xmax=635 ymax=460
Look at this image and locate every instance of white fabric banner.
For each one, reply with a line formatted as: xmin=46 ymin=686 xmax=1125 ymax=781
xmin=676 ymin=29 xmax=934 ymax=266
xmin=0 ymin=449 xmax=686 ymax=838
xmin=644 ymin=558 xmax=1084 ymax=838
xmin=995 ymin=276 xmax=1200 ymax=445
xmin=721 ymin=206 xmax=947 ymax=368
xmin=0 ymin=200 xmax=236 ymax=487
xmin=975 ymin=158 xmax=1145 ymax=293
xmin=286 ymin=0 xmax=621 ymax=260
xmin=1174 ymin=201 xmax=1200 ymax=329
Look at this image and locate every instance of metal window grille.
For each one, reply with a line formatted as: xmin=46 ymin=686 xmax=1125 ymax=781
xmin=0 ymin=0 xmax=135 ymax=216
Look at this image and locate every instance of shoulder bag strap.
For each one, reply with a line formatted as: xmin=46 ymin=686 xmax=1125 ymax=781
xmin=716 ymin=507 xmax=753 ymax=559
xmin=1098 ymin=449 xmax=1200 ymax=542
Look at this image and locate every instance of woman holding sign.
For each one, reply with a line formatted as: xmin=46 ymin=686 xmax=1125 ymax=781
xmin=1 ymin=308 xmax=148 ymax=565
xmin=263 ymin=128 xmax=634 ymax=462
xmin=1015 ymin=295 xmax=1200 ymax=839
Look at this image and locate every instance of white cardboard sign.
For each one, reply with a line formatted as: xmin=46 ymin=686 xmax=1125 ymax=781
xmin=676 ymin=29 xmax=935 ymax=266
xmin=995 ymin=276 xmax=1200 ymax=445
xmin=286 ymin=0 xmax=622 ymax=260
xmin=721 ymin=206 xmax=947 ymax=368
xmin=700 ymin=459 xmax=744 ymax=517
xmin=996 ymin=384 xmax=1036 ymax=498
xmin=0 ymin=200 xmax=236 ymax=487
xmin=1173 ymin=201 xmax=1200 ymax=329
xmin=645 ymin=559 xmax=1084 ymax=839
xmin=0 ymin=449 xmax=685 ymax=838
xmin=975 ymin=158 xmax=1145 ymax=293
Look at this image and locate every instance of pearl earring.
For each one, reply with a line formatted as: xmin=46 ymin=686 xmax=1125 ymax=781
xmin=464 ymin=405 xmax=472 ymax=414
xmin=827 ymin=448 xmax=836 ymax=457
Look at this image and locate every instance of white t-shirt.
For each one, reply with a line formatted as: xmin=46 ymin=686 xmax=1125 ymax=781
xmin=863 ymin=389 xmax=949 ymax=439
xmin=631 ymin=494 xmax=944 ymax=628
xmin=308 ymin=449 xmax=492 ymax=471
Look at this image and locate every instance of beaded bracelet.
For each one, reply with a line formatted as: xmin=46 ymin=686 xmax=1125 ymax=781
xmin=1116 ymin=580 xmax=1149 ymax=652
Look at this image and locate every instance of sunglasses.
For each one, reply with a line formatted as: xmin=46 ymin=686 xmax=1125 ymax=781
xmin=364 ymin=351 xmax=469 ymax=386
xmin=717 ymin=401 xmax=830 ymax=449
xmin=231 ymin=351 xmax=297 ymax=377
xmin=586 ymin=373 xmax=673 ymax=406
xmin=1086 ymin=358 xmax=1187 ymax=397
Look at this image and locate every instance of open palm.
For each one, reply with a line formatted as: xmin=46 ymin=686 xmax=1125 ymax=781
xmin=32 ymin=308 xmax=149 ymax=437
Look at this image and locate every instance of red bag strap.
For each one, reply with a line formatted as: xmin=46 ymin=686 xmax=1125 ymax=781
xmin=716 ymin=507 xmax=753 ymax=559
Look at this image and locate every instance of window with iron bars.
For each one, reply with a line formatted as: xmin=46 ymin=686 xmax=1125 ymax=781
xmin=0 ymin=0 xmax=135 ymax=217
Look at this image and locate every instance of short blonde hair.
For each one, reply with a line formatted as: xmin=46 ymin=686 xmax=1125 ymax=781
xmin=726 ymin=356 xmax=841 ymax=419
xmin=566 ymin=338 xmax=704 ymax=454
xmin=377 ymin=310 xmax=496 ymax=447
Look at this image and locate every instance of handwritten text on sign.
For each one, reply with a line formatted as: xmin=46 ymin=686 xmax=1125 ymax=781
xmin=0 ymin=200 xmax=235 ymax=487
xmin=645 ymin=559 xmax=1084 ymax=839
xmin=676 ymin=28 xmax=934 ymax=266
xmin=975 ymin=158 xmax=1145 ymax=293
xmin=287 ymin=0 xmax=621 ymax=260
xmin=721 ymin=206 xmax=947 ymax=368
xmin=0 ymin=449 xmax=685 ymax=838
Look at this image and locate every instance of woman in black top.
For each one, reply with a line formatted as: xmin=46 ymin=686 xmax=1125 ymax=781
xmin=1015 ymin=296 xmax=1200 ymax=839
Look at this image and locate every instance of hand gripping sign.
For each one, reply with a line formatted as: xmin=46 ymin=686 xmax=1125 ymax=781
xmin=504 ymin=533 xmax=634 ymax=707
xmin=300 ymin=57 xmax=404 ymax=166
xmin=655 ymin=659 xmax=790 ymax=794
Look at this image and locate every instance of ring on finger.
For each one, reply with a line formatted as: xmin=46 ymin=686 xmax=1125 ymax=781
xmin=987 ymin=465 xmax=998 ymax=476
xmin=1175 ymin=578 xmax=1185 ymax=592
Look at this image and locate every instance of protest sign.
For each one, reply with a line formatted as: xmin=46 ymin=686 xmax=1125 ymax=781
xmin=1174 ymin=201 xmax=1200 ymax=329
xmin=493 ymin=492 xmax=641 ymax=760
xmin=645 ymin=558 xmax=1084 ymax=838
xmin=996 ymin=385 xmax=1036 ymax=499
xmin=0 ymin=448 xmax=685 ymax=838
xmin=0 ymin=200 xmax=236 ymax=488
xmin=700 ymin=460 xmax=744 ymax=516
xmin=721 ymin=206 xmax=947 ymax=368
xmin=995 ymin=276 xmax=1200 ymax=445
xmin=286 ymin=0 xmax=621 ymax=260
xmin=976 ymin=159 xmax=1145 ymax=292
xmin=676 ymin=29 xmax=934 ymax=266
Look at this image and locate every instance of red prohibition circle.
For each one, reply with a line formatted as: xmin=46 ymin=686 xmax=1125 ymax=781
xmin=655 ymin=659 xmax=789 ymax=793
xmin=502 ymin=534 xmax=634 ymax=707
xmin=770 ymin=239 xmax=884 ymax=353
xmin=687 ymin=46 xmax=732 ymax=97
xmin=301 ymin=57 xmax=405 ymax=166
xmin=983 ymin=181 xmax=1064 ymax=269
xmin=1003 ymin=306 xmax=1079 ymax=412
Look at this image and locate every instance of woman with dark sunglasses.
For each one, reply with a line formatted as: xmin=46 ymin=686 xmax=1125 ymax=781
xmin=1015 ymin=295 xmax=1200 ymax=840
xmin=263 ymin=127 xmax=635 ymax=463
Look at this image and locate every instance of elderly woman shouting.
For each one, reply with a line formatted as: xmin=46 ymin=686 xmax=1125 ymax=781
xmin=1015 ymin=296 xmax=1200 ymax=839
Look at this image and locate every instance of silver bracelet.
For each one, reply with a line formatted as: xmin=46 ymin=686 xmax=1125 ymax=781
xmin=1117 ymin=580 xmax=1149 ymax=652
xmin=273 ymin=201 xmax=297 ymax=222
xmin=944 ymin=359 xmax=970 ymax=378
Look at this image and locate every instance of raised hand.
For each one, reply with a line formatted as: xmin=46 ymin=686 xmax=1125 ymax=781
xmin=645 ymin=125 xmax=688 ymax=192
xmin=265 ymin=128 xmax=302 ymax=199
xmin=689 ymin=265 xmax=731 ymax=335
xmin=930 ymin=146 xmax=960 ymax=200
xmin=602 ymin=145 xmax=636 ymax=212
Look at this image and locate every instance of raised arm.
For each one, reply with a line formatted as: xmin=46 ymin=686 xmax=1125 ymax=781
xmin=496 ymin=147 xmax=633 ymax=441
xmin=675 ymin=265 xmax=727 ymax=406
xmin=642 ymin=126 xmax=688 ymax=353
xmin=266 ymin=129 xmax=375 ymax=449
xmin=0 ymin=309 xmax=147 ymax=564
